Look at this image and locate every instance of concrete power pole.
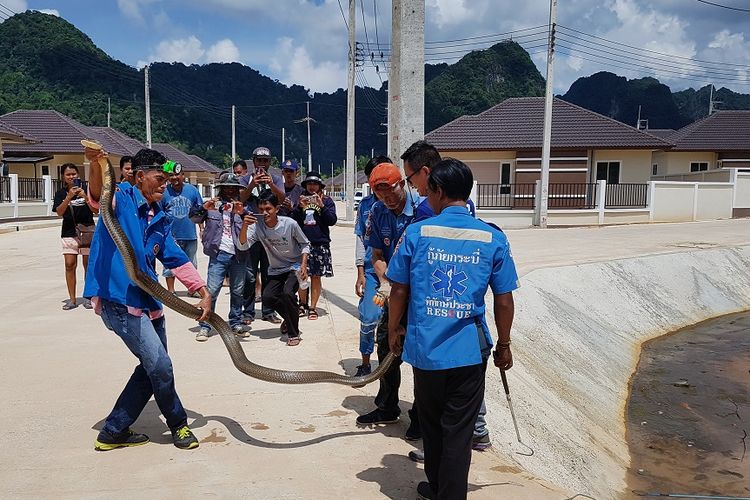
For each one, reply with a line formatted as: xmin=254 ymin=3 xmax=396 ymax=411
xmin=388 ymin=0 xmax=425 ymax=168
xmin=345 ymin=0 xmax=356 ymax=221
xmin=281 ymin=127 xmax=285 ymax=162
xmin=295 ymin=102 xmax=315 ymax=176
xmin=231 ymin=105 xmax=236 ymax=160
xmin=107 ymin=97 xmax=111 ymax=128
xmin=144 ymin=65 xmax=152 ymax=148
xmin=535 ymin=0 xmax=557 ymax=228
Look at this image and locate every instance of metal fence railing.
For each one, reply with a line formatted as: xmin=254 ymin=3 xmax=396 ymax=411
xmin=0 ymin=176 xmax=10 ymax=203
xmin=17 ymin=177 xmax=45 ymax=201
xmin=547 ymin=182 xmax=598 ymax=209
xmin=476 ymin=183 xmax=536 ymax=209
xmin=605 ymin=183 xmax=649 ymax=208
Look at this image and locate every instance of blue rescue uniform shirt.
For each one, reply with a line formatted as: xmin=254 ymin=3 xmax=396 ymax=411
xmin=355 ymin=193 xmax=378 ymax=272
xmin=386 ymin=205 xmax=519 ymax=370
xmin=161 ymin=182 xmax=204 ymax=241
xmin=84 ymin=183 xmax=191 ymax=311
xmin=366 ymin=195 xmax=424 ymax=263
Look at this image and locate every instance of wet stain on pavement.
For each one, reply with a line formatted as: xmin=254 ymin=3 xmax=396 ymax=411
xmin=251 ymin=422 xmax=269 ymax=430
xmin=491 ymin=465 xmax=522 ymax=474
xmin=200 ymin=429 xmax=226 ymax=443
xmin=326 ymin=410 xmax=349 ymax=417
xmin=296 ymin=424 xmax=315 ymax=433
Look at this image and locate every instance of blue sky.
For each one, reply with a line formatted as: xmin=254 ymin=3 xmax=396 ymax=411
xmin=4 ymin=0 xmax=750 ymax=94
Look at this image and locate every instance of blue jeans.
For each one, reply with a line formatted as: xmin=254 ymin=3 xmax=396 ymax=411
xmin=474 ymin=400 xmax=488 ymax=438
xmin=201 ymin=250 xmax=245 ymax=330
xmin=162 ymin=239 xmax=198 ymax=278
xmin=242 ymin=242 xmax=274 ymax=319
xmin=358 ymin=269 xmax=383 ymax=356
xmin=99 ymin=299 xmax=187 ymax=434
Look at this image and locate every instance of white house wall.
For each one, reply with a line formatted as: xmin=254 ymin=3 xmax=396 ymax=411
xmin=592 ymin=149 xmax=654 ymax=183
xmin=652 ymin=151 xmax=717 ymax=176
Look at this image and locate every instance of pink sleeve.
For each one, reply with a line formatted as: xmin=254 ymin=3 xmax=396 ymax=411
xmin=172 ymin=262 xmax=206 ymax=293
xmin=87 ymin=188 xmax=116 ymax=211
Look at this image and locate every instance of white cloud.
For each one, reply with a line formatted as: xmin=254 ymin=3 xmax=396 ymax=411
xmin=269 ymin=37 xmax=346 ymax=93
xmin=205 ymin=39 xmax=240 ymax=63
xmin=140 ymin=36 xmax=242 ymax=66
xmin=150 ymin=36 xmax=205 ymax=64
xmin=35 ymin=9 xmax=59 ymax=17
xmin=426 ymin=0 xmax=476 ymax=28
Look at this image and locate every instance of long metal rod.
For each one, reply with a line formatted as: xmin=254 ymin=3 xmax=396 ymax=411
xmin=500 ymin=369 xmax=534 ymax=456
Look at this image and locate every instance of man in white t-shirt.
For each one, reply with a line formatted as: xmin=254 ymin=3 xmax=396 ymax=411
xmin=190 ymin=173 xmax=250 ymax=342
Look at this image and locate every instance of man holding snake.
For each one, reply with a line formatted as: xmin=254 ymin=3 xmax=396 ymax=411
xmin=84 ymin=146 xmax=212 ymax=451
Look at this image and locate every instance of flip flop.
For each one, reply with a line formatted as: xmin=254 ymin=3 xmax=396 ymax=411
xmin=287 ymin=337 xmax=301 ymax=346
xmin=307 ymin=308 xmax=318 ymax=320
xmin=62 ymin=301 xmax=78 ymax=310
xmin=298 ymin=304 xmax=309 ymax=317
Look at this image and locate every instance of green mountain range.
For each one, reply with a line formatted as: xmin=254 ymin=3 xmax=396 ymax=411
xmin=1 ymin=12 xmax=748 ymax=170
xmin=562 ymin=71 xmax=750 ymax=130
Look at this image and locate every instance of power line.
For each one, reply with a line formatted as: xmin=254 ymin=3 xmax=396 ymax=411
xmin=359 ymin=0 xmax=370 ymax=50
xmin=372 ymin=0 xmax=381 ymax=52
xmin=0 ymin=1 xmax=18 ymax=16
xmin=695 ymin=0 xmax=750 ymax=13
xmin=336 ymin=0 xmax=349 ymax=31
xmin=556 ymin=47 xmax=750 ymax=87
xmin=556 ymin=33 xmax=748 ymax=79
xmin=557 ymin=24 xmax=750 ymax=70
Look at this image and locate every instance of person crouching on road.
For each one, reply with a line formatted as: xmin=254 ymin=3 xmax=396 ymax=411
xmin=385 ymin=158 xmax=518 ymax=500
xmin=239 ymin=189 xmax=311 ymax=346
xmin=291 ymin=171 xmax=337 ymax=320
xmin=83 ymin=147 xmax=212 ymax=451
xmin=189 ymin=172 xmax=251 ymax=342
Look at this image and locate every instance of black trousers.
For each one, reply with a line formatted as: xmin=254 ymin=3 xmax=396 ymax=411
xmin=262 ymin=271 xmax=300 ymax=338
xmin=414 ymin=361 xmax=487 ymax=500
xmin=243 ymin=241 xmax=274 ymax=318
xmin=374 ymin=304 xmax=406 ymax=416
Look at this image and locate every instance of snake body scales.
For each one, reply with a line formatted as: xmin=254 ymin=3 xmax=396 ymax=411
xmin=85 ymin=139 xmax=395 ymax=385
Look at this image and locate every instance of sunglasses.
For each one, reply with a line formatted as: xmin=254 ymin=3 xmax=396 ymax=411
xmin=405 ymin=169 xmax=419 ymax=187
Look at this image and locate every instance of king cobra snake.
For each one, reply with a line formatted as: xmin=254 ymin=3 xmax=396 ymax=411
xmin=83 ymin=139 xmax=396 ymax=385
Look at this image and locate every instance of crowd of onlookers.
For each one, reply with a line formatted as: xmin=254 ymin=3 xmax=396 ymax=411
xmin=53 ymin=146 xmax=338 ymax=347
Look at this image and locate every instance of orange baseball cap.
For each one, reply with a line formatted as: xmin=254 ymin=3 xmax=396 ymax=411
xmin=369 ymin=163 xmax=403 ymax=189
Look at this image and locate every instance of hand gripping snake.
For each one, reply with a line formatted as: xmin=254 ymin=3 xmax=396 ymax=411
xmin=83 ymin=140 xmax=396 ymax=385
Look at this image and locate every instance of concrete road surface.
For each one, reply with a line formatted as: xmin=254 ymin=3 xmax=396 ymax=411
xmin=2 ymin=218 xmax=749 ymax=499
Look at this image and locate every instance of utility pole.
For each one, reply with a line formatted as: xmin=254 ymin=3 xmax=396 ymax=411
xmin=388 ymin=0 xmax=425 ymax=167
xmin=345 ymin=0 xmax=356 ymax=221
xmin=535 ymin=0 xmax=557 ymax=228
xmin=708 ymin=84 xmax=721 ymax=116
xmin=281 ymin=127 xmax=285 ymax=162
xmin=231 ymin=105 xmax=236 ymax=160
xmin=295 ymin=101 xmax=316 ymax=175
xmin=107 ymin=97 xmax=111 ymax=128
xmin=144 ymin=65 xmax=152 ymax=148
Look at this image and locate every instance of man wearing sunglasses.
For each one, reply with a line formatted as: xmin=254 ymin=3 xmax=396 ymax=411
xmin=355 ymin=163 xmax=424 ymax=432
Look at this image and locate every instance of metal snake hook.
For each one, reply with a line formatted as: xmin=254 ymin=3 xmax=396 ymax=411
xmin=500 ymin=369 xmax=534 ymax=456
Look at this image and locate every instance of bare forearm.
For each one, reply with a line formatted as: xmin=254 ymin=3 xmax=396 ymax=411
xmin=88 ymin=157 xmax=103 ymax=202
xmin=371 ymin=249 xmax=387 ymax=284
xmin=493 ymin=293 xmax=514 ymax=344
xmin=388 ymin=284 xmax=409 ymax=332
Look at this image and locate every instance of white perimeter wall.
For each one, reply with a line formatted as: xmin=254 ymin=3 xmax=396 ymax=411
xmin=489 ymin=246 xmax=750 ymax=498
xmin=650 ymin=182 xmax=734 ymax=222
